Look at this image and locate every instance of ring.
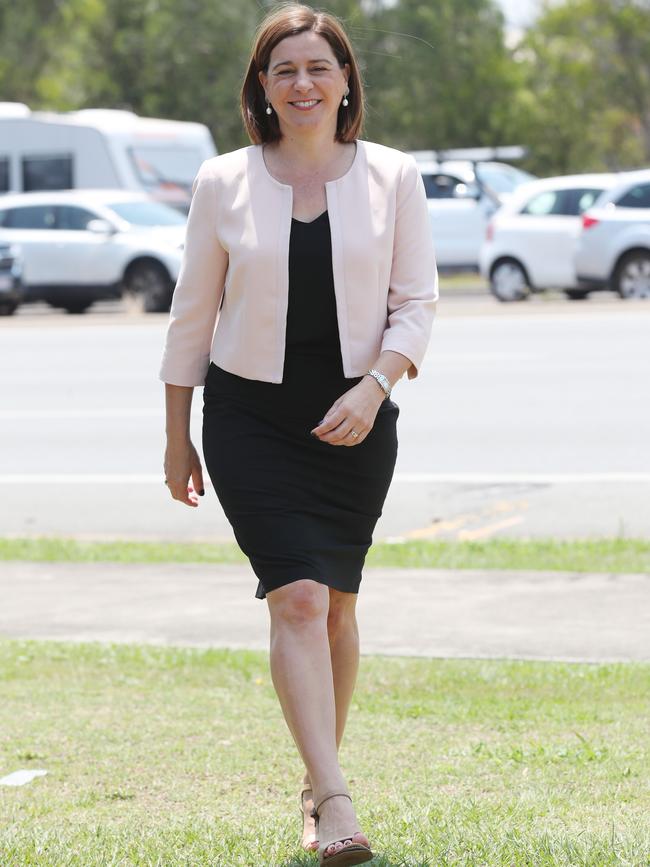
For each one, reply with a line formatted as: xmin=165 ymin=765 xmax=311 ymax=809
xmin=350 ymin=430 xmax=359 ymax=439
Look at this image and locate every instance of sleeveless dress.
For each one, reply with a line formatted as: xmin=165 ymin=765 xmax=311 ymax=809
xmin=202 ymin=210 xmax=399 ymax=599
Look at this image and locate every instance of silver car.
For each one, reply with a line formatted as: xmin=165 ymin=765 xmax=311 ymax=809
xmin=575 ymin=169 xmax=650 ymax=299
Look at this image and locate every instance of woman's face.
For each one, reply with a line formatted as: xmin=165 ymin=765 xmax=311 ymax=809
xmin=259 ymin=31 xmax=349 ymax=139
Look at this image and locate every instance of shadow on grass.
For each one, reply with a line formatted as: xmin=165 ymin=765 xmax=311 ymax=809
xmin=277 ymin=853 xmax=432 ymax=867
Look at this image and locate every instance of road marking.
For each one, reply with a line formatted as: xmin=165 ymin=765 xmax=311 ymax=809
xmin=1 ymin=472 xmax=650 ymax=485
xmin=457 ymin=516 xmax=526 ymax=541
xmin=0 ymin=409 xmax=164 ymax=420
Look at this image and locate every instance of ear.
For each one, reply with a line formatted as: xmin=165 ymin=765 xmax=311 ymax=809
xmin=342 ymin=62 xmax=350 ymax=85
xmin=258 ymin=69 xmax=268 ymax=97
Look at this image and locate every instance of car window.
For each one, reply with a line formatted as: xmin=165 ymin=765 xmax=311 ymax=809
xmin=421 ymin=173 xmax=478 ymax=199
xmin=0 ymin=157 xmax=9 ymax=193
xmin=22 ymin=155 xmax=73 ymax=191
xmin=57 ymin=205 xmax=99 ymax=230
xmin=106 ymin=200 xmax=186 ymax=226
xmin=521 ymin=190 xmax=562 ymax=216
xmin=615 ymin=183 xmax=650 ymax=209
xmin=520 ymin=188 xmax=603 ymax=217
xmin=5 ymin=205 xmax=57 ymax=229
xmin=564 ymin=188 xmax=606 ymax=216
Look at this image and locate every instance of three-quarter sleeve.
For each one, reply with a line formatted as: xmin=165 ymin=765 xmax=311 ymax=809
xmin=159 ymin=161 xmax=228 ymax=386
xmin=380 ymin=155 xmax=438 ymax=378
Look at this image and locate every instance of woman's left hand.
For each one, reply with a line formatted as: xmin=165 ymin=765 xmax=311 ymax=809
xmin=311 ymin=377 xmax=386 ymax=446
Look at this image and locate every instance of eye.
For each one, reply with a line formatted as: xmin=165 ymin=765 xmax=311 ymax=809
xmin=276 ymin=69 xmax=293 ymax=75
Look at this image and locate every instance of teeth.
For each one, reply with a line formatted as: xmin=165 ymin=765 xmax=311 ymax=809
xmin=293 ymin=100 xmax=318 ymax=107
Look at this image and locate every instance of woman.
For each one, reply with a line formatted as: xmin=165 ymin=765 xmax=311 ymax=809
xmin=160 ymin=4 xmax=437 ymax=864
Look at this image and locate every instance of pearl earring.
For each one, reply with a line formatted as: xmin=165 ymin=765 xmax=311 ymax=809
xmin=265 ymin=101 xmax=273 ymax=115
xmin=342 ymin=88 xmax=349 ymax=107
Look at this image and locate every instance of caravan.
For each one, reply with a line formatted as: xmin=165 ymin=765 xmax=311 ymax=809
xmin=0 ymin=103 xmax=217 ymax=212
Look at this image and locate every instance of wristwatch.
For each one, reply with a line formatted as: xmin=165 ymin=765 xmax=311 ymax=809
xmin=365 ymin=368 xmax=392 ymax=399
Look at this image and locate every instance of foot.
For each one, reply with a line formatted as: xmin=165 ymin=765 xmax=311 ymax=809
xmin=301 ymin=777 xmax=319 ymax=852
xmin=314 ymin=792 xmax=370 ymax=860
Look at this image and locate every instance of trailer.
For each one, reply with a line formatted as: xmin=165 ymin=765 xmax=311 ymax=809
xmin=0 ymin=103 xmax=217 ymax=211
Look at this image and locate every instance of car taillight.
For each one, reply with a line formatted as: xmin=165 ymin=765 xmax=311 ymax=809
xmin=582 ymin=214 xmax=599 ymax=230
xmin=486 ymin=221 xmax=494 ymax=242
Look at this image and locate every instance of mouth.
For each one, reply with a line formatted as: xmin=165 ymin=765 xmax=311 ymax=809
xmin=289 ymin=99 xmax=321 ymax=111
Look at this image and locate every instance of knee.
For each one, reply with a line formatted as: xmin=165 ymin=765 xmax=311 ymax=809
xmin=269 ymin=580 xmax=329 ymax=629
xmin=327 ymin=593 xmax=357 ymax=639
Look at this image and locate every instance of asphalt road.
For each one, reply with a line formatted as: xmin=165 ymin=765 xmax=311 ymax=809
xmin=1 ymin=293 xmax=649 ymax=541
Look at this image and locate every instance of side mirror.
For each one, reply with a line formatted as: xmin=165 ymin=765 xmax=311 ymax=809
xmin=86 ymin=219 xmax=115 ymax=235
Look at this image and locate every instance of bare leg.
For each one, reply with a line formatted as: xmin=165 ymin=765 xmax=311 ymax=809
xmin=267 ymin=580 xmax=369 ymax=857
xmin=301 ymin=588 xmax=360 ymax=848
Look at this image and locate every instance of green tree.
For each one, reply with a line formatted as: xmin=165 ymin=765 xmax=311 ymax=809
xmin=516 ymin=0 xmax=650 ymax=175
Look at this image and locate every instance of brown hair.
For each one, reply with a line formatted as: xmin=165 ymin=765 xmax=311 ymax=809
xmin=241 ymin=3 xmax=364 ymax=145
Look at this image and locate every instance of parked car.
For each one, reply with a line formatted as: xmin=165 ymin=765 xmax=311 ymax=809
xmin=575 ymin=169 xmax=650 ymax=299
xmin=0 ymin=190 xmax=186 ymax=313
xmin=410 ymin=148 xmax=535 ymax=270
xmin=0 ymin=102 xmax=217 ymax=213
xmin=0 ymin=240 xmax=24 ymax=315
xmin=479 ymin=173 xmax=620 ymax=301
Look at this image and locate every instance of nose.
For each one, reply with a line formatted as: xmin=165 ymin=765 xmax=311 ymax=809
xmin=294 ymin=69 xmax=314 ymax=93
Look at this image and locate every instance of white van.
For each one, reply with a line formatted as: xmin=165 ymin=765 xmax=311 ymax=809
xmin=0 ymin=103 xmax=217 ymax=211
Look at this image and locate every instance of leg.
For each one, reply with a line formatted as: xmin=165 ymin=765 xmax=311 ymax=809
xmin=301 ymin=588 xmax=360 ymax=848
xmin=267 ymin=579 xmax=370 ymax=857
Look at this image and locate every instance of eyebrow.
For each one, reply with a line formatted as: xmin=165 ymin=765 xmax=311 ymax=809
xmin=271 ymin=58 xmax=334 ymax=70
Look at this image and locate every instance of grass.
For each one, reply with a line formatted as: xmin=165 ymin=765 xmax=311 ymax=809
xmin=0 ymin=640 xmax=649 ymax=865
xmin=1 ymin=536 xmax=650 ymax=574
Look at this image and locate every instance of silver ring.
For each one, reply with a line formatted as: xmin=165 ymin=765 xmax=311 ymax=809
xmin=350 ymin=430 xmax=359 ymax=439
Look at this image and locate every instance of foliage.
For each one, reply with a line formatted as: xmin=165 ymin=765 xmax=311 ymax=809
xmin=1 ymin=0 xmax=649 ymax=174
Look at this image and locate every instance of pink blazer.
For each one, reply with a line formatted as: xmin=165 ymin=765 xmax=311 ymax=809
xmin=159 ymin=139 xmax=438 ymax=386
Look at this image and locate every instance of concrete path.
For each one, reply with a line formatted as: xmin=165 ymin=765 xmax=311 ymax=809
xmin=2 ymin=562 xmax=649 ymax=662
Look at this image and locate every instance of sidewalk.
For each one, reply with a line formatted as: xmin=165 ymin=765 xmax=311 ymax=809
xmin=2 ymin=561 xmax=649 ymax=662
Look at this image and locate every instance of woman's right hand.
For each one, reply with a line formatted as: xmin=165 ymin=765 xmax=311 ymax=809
xmin=164 ymin=438 xmax=205 ymax=507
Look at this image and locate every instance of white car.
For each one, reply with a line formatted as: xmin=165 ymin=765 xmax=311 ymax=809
xmin=575 ymin=169 xmax=650 ymax=299
xmin=479 ymin=174 xmax=620 ymax=301
xmin=410 ymin=150 xmax=534 ymax=270
xmin=0 ymin=189 xmax=186 ymax=312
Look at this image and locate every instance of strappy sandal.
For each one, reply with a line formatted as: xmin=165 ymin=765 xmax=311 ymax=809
xmin=310 ymin=791 xmax=374 ymax=866
xmin=300 ymin=782 xmax=319 ymax=852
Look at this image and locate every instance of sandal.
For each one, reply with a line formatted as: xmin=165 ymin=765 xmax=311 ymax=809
xmin=300 ymin=782 xmax=319 ymax=852
xmin=310 ymin=791 xmax=374 ymax=865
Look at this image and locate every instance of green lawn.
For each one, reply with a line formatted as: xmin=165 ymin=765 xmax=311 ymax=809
xmin=2 ymin=536 xmax=650 ymax=573
xmin=1 ymin=640 xmax=648 ymax=866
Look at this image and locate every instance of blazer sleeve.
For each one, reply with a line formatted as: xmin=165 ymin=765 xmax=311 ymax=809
xmin=380 ymin=154 xmax=438 ymax=379
xmin=159 ymin=161 xmax=228 ymax=387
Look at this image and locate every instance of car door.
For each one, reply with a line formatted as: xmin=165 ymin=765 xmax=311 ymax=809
xmin=55 ymin=205 xmax=121 ymax=284
xmin=1 ymin=204 xmax=60 ymax=286
xmin=425 ymin=173 xmax=496 ymax=268
xmin=515 ymin=188 xmax=603 ymax=287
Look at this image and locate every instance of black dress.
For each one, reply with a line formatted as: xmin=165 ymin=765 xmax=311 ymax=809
xmin=202 ymin=211 xmax=399 ymax=600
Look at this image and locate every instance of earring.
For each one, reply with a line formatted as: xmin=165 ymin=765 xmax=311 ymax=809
xmin=342 ymin=88 xmax=349 ymax=107
xmin=265 ymin=101 xmax=273 ymax=115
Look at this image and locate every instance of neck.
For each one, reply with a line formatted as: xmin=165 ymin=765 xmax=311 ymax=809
xmin=272 ymin=124 xmax=342 ymax=172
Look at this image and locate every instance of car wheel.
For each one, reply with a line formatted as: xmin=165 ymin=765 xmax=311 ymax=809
xmin=564 ymin=289 xmax=590 ymax=301
xmin=489 ymin=260 xmax=531 ymax=302
xmin=125 ymin=262 xmax=172 ymax=313
xmin=0 ymin=301 xmax=18 ymax=315
xmin=613 ymin=251 xmax=650 ymax=299
xmin=63 ymin=301 xmax=92 ymax=314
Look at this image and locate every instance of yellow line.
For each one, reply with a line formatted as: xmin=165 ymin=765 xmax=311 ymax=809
xmin=457 ymin=516 xmax=525 ymax=541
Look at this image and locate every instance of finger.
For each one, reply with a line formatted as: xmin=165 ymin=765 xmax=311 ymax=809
xmin=191 ymin=463 xmax=205 ymax=497
xmin=166 ymin=481 xmax=198 ymax=507
xmin=320 ymin=421 xmax=364 ymax=445
xmin=311 ymin=409 xmax=345 ymax=436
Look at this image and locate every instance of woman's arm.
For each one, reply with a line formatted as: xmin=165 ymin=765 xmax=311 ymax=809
xmin=164 ymin=384 xmax=204 ymax=507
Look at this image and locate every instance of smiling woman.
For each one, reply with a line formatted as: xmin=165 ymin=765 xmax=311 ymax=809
xmin=159 ymin=4 xmax=437 ymax=865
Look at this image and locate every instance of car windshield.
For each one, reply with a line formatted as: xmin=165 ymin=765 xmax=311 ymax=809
xmin=476 ymin=164 xmax=535 ymax=194
xmin=106 ymin=201 xmax=186 ymax=226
